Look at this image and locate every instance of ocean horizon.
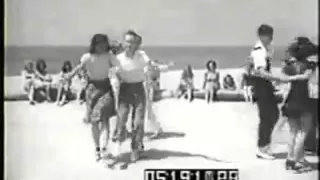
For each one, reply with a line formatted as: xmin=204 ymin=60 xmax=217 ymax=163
xmin=4 ymin=45 xmax=287 ymax=76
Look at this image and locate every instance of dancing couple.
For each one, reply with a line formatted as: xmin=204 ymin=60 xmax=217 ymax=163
xmin=251 ymin=24 xmax=318 ymax=173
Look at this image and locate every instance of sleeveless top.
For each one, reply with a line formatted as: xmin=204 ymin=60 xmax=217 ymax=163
xmin=284 ymin=60 xmax=315 ymax=109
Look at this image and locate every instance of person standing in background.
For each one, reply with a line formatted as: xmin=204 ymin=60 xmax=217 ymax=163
xmin=144 ymin=60 xmax=174 ymax=139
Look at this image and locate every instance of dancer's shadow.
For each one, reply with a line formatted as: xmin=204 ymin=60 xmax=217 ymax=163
xmin=125 ymin=131 xmax=185 ymax=141
xmin=144 ymin=132 xmax=185 ymax=140
xmin=114 ymin=148 xmax=231 ymax=169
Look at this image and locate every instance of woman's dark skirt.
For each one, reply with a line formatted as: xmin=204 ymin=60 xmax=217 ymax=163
xmin=85 ymin=78 xmax=116 ymax=123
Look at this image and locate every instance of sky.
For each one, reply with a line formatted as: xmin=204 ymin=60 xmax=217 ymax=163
xmin=5 ymin=0 xmax=318 ymax=46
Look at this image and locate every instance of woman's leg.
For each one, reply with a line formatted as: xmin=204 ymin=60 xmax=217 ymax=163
xmin=91 ymin=121 xmax=102 ymax=161
xmin=28 ymin=83 xmax=36 ymax=104
xmin=45 ymin=84 xmax=52 ymax=102
xmin=205 ymin=90 xmax=210 ymax=104
xmin=56 ymin=86 xmax=63 ymax=105
xmin=100 ymin=115 xmax=110 ymax=157
xmin=248 ymin=86 xmax=254 ymax=102
xmin=269 ymin=117 xmax=287 ymax=153
xmin=294 ymin=113 xmax=313 ymax=162
xmin=287 ymin=118 xmax=299 ymax=161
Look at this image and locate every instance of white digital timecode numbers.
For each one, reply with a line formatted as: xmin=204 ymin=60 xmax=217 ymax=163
xmin=145 ymin=171 xmax=155 ymax=180
xmin=156 ymin=170 xmax=167 ymax=180
xmin=205 ymin=171 xmax=214 ymax=180
xmin=217 ymin=170 xmax=228 ymax=180
xmin=180 ymin=171 xmax=191 ymax=180
xmin=228 ymin=170 xmax=239 ymax=180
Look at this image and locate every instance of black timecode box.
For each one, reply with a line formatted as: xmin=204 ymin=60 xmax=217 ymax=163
xmin=144 ymin=169 xmax=239 ymax=180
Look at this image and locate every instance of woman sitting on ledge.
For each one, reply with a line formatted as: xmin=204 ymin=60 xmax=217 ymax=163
xmin=56 ymin=60 xmax=73 ymax=106
xmin=223 ymin=74 xmax=237 ymax=91
xmin=21 ymin=60 xmax=36 ymax=105
xmin=176 ymin=64 xmax=194 ymax=102
xmin=33 ymin=58 xmax=53 ymax=102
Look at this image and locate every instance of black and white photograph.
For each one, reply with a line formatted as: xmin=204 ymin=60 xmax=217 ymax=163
xmin=4 ymin=0 xmax=319 ymax=179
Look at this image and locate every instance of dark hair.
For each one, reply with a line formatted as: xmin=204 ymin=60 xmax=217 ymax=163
xmin=124 ymin=30 xmax=142 ymax=43
xmin=89 ymin=34 xmax=111 ymax=54
xmin=206 ymin=60 xmax=217 ymax=71
xmin=224 ymin=74 xmax=235 ymax=84
xmin=286 ymin=36 xmax=318 ymax=61
xmin=61 ymin=61 xmax=72 ymax=73
xmin=35 ymin=58 xmax=47 ymax=74
xmin=24 ymin=60 xmax=34 ymax=72
xmin=257 ymin=24 xmax=274 ymax=36
xmin=183 ymin=64 xmax=194 ymax=78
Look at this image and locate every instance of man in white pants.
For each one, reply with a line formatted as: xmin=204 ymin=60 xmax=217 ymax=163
xmin=144 ymin=60 xmax=174 ymax=139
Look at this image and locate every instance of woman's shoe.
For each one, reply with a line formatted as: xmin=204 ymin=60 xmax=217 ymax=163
xmin=292 ymin=162 xmax=313 ymax=173
xmin=95 ymin=150 xmax=102 ymax=162
xmin=285 ymin=159 xmax=295 ymax=170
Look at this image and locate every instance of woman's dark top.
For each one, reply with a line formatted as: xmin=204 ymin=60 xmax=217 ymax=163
xmin=282 ymin=60 xmax=316 ymax=116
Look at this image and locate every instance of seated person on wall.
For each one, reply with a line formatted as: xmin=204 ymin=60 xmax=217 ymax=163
xmin=74 ymin=68 xmax=89 ymax=105
xmin=241 ymin=62 xmax=255 ymax=102
xmin=33 ymin=58 xmax=53 ymax=102
xmin=56 ymin=60 xmax=73 ymax=106
xmin=176 ymin=64 xmax=195 ymax=102
xmin=21 ymin=60 xmax=36 ymax=105
xmin=223 ymin=74 xmax=237 ymax=91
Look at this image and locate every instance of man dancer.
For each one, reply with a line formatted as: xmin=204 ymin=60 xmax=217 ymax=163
xmin=250 ymin=24 xmax=279 ymax=160
xmin=112 ymin=30 xmax=165 ymax=163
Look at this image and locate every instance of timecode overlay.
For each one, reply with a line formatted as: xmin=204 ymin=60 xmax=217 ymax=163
xmin=145 ymin=169 xmax=239 ymax=180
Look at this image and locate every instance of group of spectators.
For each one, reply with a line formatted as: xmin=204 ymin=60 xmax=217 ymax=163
xmin=21 ymin=59 xmax=88 ymax=106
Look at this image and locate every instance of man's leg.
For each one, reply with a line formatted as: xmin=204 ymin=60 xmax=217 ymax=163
xmin=113 ymin=99 xmax=130 ymax=157
xmin=131 ymin=94 xmax=146 ymax=162
xmin=256 ymin=100 xmax=278 ymax=159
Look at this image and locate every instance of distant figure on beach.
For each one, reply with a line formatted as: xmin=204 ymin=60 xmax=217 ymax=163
xmin=33 ymin=59 xmax=53 ymax=102
xmin=176 ymin=65 xmax=194 ymax=102
xmin=21 ymin=60 xmax=36 ymax=105
xmin=241 ymin=62 xmax=255 ymax=102
xmin=62 ymin=34 xmax=119 ymax=162
xmin=280 ymin=36 xmax=318 ymax=172
xmin=223 ymin=74 xmax=236 ymax=91
xmin=56 ymin=61 xmax=73 ymax=106
xmin=202 ymin=60 xmax=220 ymax=103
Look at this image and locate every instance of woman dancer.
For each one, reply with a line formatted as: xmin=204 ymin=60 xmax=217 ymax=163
xmin=280 ymin=37 xmax=318 ymax=172
xmin=63 ymin=34 xmax=119 ymax=162
xmin=202 ymin=60 xmax=220 ymax=103
xmin=176 ymin=65 xmax=194 ymax=102
xmin=56 ymin=61 xmax=73 ymax=106
xmin=21 ymin=60 xmax=36 ymax=105
xmin=33 ymin=59 xmax=53 ymax=102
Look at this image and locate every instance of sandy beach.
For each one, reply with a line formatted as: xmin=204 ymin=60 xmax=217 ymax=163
xmin=4 ymin=69 xmax=318 ymax=180
xmin=5 ymin=100 xmax=318 ymax=180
